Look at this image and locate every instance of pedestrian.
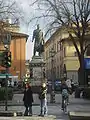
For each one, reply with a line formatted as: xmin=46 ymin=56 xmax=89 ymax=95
xmin=23 ymin=83 xmax=33 ymax=116
xmin=61 ymin=79 xmax=69 ymax=110
xmin=65 ymin=78 xmax=72 ymax=103
xmin=71 ymin=79 xmax=74 ymax=92
xmin=38 ymin=83 xmax=48 ymax=117
xmin=65 ymin=78 xmax=72 ymax=89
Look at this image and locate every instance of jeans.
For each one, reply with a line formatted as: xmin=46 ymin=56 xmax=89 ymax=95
xmin=40 ymin=98 xmax=48 ymax=115
xmin=24 ymin=105 xmax=32 ymax=116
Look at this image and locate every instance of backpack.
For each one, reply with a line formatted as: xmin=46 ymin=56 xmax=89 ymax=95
xmin=62 ymin=89 xmax=68 ymax=97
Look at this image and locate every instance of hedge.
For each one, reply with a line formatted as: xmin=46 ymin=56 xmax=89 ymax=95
xmin=0 ymin=87 xmax=13 ymax=101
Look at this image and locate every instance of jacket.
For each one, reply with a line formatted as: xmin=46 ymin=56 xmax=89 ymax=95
xmin=39 ymin=86 xmax=47 ymax=100
xmin=23 ymin=87 xmax=33 ymax=106
xmin=60 ymin=83 xmax=69 ymax=93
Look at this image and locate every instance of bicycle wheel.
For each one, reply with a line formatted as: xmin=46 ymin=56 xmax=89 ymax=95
xmin=63 ymin=99 xmax=67 ymax=113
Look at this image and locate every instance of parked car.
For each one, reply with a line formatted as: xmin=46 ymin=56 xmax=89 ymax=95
xmin=47 ymin=79 xmax=61 ymax=92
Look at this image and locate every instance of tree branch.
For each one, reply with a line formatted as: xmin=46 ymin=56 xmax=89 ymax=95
xmin=84 ymin=43 xmax=90 ymax=54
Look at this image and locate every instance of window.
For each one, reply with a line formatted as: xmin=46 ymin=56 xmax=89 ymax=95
xmin=54 ymin=43 xmax=56 ymax=52
xmin=57 ymin=41 xmax=59 ymax=52
xmin=57 ymin=66 xmax=59 ymax=78
xmin=60 ymin=42 xmax=62 ymax=51
xmin=46 ymin=50 xmax=48 ymax=58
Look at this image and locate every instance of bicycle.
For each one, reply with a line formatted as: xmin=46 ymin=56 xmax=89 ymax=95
xmin=63 ymin=95 xmax=68 ymax=113
xmin=62 ymin=89 xmax=68 ymax=113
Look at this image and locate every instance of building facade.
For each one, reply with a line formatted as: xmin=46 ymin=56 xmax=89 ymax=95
xmin=0 ymin=20 xmax=28 ymax=81
xmin=44 ymin=27 xmax=90 ymax=83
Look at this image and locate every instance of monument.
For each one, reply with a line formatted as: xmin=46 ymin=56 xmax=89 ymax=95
xmin=32 ymin=24 xmax=44 ymax=56
xmin=30 ymin=24 xmax=46 ymax=87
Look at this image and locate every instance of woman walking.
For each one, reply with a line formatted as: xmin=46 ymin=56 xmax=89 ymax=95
xmin=23 ymin=83 xmax=33 ymax=116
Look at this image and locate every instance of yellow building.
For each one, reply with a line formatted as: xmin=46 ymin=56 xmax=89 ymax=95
xmin=44 ymin=27 xmax=90 ymax=83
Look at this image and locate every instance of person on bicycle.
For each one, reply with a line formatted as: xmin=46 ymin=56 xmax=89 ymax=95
xmin=60 ymin=79 xmax=69 ymax=110
xmin=65 ymin=78 xmax=72 ymax=103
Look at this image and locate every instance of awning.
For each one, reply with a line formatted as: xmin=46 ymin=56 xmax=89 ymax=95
xmin=0 ymin=73 xmax=18 ymax=78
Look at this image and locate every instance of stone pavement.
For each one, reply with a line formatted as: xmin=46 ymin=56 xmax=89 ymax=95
xmin=1 ymin=93 xmax=90 ymax=106
xmin=0 ymin=93 xmax=90 ymax=120
xmin=0 ymin=115 xmax=56 ymax=120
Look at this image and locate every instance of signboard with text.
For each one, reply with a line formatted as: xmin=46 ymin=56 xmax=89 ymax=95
xmin=84 ymin=58 xmax=90 ymax=69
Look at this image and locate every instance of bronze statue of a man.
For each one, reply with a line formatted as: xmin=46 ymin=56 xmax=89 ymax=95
xmin=32 ymin=24 xmax=44 ymax=56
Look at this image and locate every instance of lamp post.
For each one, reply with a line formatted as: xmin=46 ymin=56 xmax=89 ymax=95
xmin=63 ymin=64 xmax=67 ymax=81
xmin=50 ymin=48 xmax=55 ymax=103
xmin=40 ymin=61 xmax=46 ymax=84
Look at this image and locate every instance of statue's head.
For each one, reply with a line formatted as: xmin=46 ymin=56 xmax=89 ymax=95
xmin=37 ymin=24 xmax=39 ymax=29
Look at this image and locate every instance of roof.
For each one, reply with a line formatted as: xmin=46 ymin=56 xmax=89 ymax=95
xmin=10 ymin=31 xmax=29 ymax=38
xmin=11 ymin=31 xmax=29 ymax=42
xmin=0 ymin=30 xmax=29 ymax=42
xmin=44 ymin=27 xmax=64 ymax=47
xmin=44 ymin=25 xmax=90 ymax=47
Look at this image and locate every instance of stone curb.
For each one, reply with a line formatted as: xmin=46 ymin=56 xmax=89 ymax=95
xmin=0 ymin=111 xmax=23 ymax=117
xmin=0 ymin=111 xmax=56 ymax=120
xmin=68 ymin=111 xmax=90 ymax=120
xmin=0 ymin=115 xmax=56 ymax=120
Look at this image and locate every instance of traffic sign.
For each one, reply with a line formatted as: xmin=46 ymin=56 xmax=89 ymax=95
xmin=84 ymin=58 xmax=90 ymax=69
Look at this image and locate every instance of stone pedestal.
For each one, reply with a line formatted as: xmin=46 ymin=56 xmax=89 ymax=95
xmin=30 ymin=56 xmax=46 ymax=86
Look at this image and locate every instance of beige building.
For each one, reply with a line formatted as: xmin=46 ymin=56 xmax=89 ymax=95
xmin=44 ymin=27 xmax=90 ymax=83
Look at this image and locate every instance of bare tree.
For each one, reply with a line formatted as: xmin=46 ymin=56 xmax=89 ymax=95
xmin=0 ymin=0 xmax=24 ymax=43
xmin=30 ymin=0 xmax=90 ymax=86
xmin=0 ymin=0 xmax=23 ymax=22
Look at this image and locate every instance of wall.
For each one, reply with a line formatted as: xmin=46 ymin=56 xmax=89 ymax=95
xmin=10 ymin=37 xmax=26 ymax=80
xmin=0 ymin=36 xmax=27 ymax=80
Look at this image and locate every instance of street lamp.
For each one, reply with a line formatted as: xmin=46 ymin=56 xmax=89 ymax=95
xmin=50 ymin=47 xmax=56 ymax=103
xmin=63 ymin=64 xmax=67 ymax=81
xmin=40 ymin=61 xmax=46 ymax=84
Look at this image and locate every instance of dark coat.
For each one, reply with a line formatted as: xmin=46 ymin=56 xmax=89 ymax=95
xmin=23 ymin=87 xmax=33 ymax=106
xmin=60 ymin=83 xmax=69 ymax=92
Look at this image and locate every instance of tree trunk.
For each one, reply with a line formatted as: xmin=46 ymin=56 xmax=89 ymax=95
xmin=79 ymin=52 xmax=85 ymax=87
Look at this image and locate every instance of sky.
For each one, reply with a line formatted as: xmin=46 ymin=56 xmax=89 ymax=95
xmin=17 ymin=0 xmax=35 ymax=60
xmin=15 ymin=0 xmax=40 ymax=60
xmin=14 ymin=0 xmax=52 ymax=60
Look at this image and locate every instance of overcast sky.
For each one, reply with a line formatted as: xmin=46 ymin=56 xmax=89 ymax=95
xmin=13 ymin=0 xmax=51 ymax=60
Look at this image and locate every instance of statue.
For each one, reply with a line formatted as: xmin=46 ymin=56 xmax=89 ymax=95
xmin=32 ymin=24 xmax=44 ymax=56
